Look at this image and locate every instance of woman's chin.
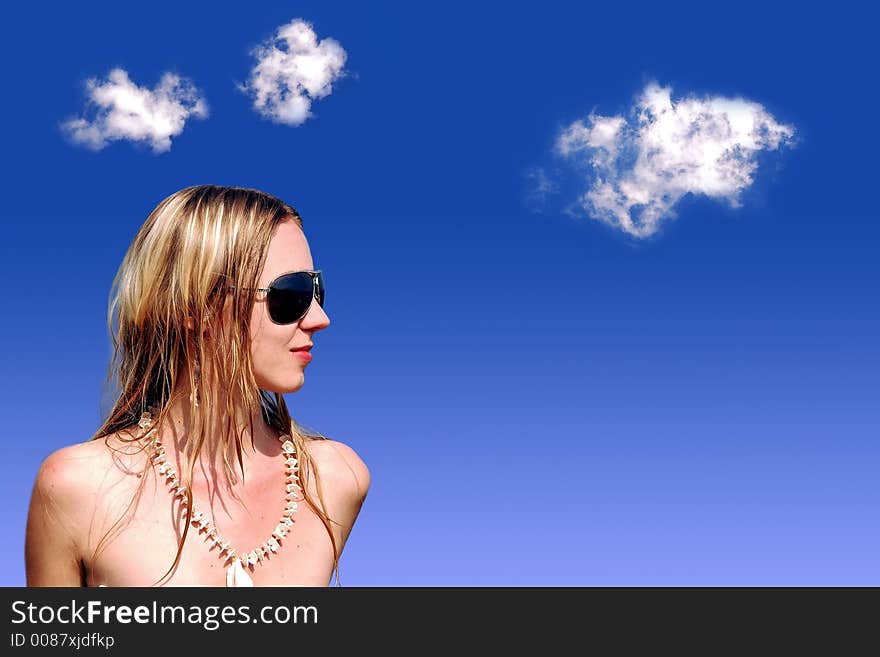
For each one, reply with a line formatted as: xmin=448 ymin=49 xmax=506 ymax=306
xmin=262 ymin=374 xmax=305 ymax=394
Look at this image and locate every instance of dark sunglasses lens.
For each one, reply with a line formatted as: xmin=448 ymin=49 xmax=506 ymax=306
xmin=267 ymin=273 xmax=313 ymax=324
xmin=315 ymin=271 xmax=324 ymax=307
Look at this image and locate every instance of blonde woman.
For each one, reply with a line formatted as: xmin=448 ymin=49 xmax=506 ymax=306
xmin=24 ymin=185 xmax=369 ymax=587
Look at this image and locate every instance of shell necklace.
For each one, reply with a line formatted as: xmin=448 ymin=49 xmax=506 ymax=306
xmin=137 ymin=407 xmax=302 ymax=587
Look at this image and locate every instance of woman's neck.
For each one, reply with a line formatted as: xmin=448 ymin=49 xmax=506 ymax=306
xmin=152 ymin=391 xmax=285 ymax=490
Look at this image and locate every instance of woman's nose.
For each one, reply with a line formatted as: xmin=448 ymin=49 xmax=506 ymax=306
xmin=303 ymin=299 xmax=330 ymax=330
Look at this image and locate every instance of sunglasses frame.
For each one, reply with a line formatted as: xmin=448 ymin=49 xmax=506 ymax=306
xmin=228 ymin=269 xmax=324 ymax=325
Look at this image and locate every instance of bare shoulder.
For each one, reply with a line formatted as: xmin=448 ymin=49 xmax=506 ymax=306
xmin=36 ymin=432 xmax=145 ymax=489
xmin=34 ymin=440 xmax=109 ymax=502
xmin=26 ymin=433 xmax=145 ymax=585
xmin=32 ymin=434 xmax=144 ymax=515
xmin=301 ymin=437 xmax=371 ymax=502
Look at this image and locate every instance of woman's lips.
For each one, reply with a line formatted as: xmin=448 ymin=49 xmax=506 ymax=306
xmin=292 ymin=349 xmax=312 ymax=362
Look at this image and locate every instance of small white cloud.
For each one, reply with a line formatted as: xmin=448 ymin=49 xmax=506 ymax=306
xmin=61 ymin=68 xmax=208 ymax=153
xmin=555 ymin=81 xmax=796 ymax=238
xmin=240 ymin=19 xmax=348 ymax=126
xmin=524 ymin=167 xmax=560 ymax=212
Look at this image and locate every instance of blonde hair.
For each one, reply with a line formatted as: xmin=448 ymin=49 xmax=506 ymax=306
xmin=91 ymin=184 xmax=341 ymax=586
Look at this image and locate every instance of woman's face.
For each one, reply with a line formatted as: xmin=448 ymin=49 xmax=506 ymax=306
xmin=248 ymin=217 xmax=331 ymax=393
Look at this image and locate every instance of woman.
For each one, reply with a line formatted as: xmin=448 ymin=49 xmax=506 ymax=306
xmin=24 ymin=185 xmax=370 ymax=587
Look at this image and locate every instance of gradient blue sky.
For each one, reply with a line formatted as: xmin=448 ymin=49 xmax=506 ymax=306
xmin=2 ymin=0 xmax=878 ymax=586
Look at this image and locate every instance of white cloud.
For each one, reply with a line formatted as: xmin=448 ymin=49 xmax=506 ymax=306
xmin=555 ymin=82 xmax=796 ymax=238
xmin=62 ymin=68 xmax=208 ymax=153
xmin=240 ymin=19 xmax=348 ymax=126
xmin=524 ymin=167 xmax=560 ymax=212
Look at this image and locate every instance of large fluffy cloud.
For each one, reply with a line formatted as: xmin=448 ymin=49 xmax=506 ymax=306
xmin=62 ymin=68 xmax=208 ymax=153
xmin=555 ymin=82 xmax=796 ymax=238
xmin=240 ymin=19 xmax=348 ymax=126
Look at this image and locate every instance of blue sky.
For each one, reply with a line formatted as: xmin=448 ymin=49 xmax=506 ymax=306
xmin=1 ymin=0 xmax=878 ymax=585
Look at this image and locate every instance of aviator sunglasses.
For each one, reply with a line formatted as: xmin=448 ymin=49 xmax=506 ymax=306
xmin=229 ymin=270 xmax=324 ymax=325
